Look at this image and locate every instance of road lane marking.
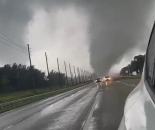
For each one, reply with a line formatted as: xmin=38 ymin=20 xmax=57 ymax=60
xmin=2 ymin=84 xmax=95 ymax=130
xmin=3 ymin=125 xmax=13 ymax=130
xmin=0 ymin=83 xmax=94 ymax=117
xmin=116 ymin=81 xmax=136 ymax=87
xmin=83 ymin=91 xmax=99 ymax=130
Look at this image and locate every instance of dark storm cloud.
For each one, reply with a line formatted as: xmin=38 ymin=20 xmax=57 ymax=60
xmin=0 ymin=0 xmax=73 ymax=64
xmin=44 ymin=0 xmax=154 ymax=76
xmin=0 ymin=0 xmax=34 ymax=64
xmin=83 ymin=0 xmax=155 ymax=76
xmin=0 ymin=0 xmax=154 ymax=75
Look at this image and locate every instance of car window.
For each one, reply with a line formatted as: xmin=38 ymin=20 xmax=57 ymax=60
xmin=146 ymin=22 xmax=155 ymax=86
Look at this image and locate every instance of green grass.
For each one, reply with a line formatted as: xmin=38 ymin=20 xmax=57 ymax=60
xmin=0 ymin=82 xmax=92 ymax=113
xmin=0 ymin=88 xmax=53 ymax=103
xmin=113 ymin=76 xmax=141 ymax=81
xmin=0 ymin=85 xmax=87 ymax=113
xmin=0 ymin=83 xmax=91 ymax=103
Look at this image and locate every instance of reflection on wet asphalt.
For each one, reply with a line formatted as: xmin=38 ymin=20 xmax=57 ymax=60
xmin=0 ymin=79 xmax=140 ymax=130
xmin=89 ymin=79 xmax=140 ymax=130
xmin=0 ymin=83 xmax=97 ymax=130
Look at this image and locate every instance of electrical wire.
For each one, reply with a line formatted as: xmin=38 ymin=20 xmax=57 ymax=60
xmin=0 ymin=31 xmax=26 ymax=50
xmin=0 ymin=40 xmax=28 ymax=55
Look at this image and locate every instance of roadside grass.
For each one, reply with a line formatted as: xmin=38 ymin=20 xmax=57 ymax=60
xmin=0 ymin=83 xmax=90 ymax=103
xmin=0 ymin=82 xmax=92 ymax=113
xmin=113 ymin=76 xmax=141 ymax=81
xmin=0 ymin=87 xmax=52 ymax=103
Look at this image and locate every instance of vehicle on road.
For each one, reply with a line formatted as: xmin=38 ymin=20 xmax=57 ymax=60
xmin=119 ymin=22 xmax=155 ymax=130
xmin=103 ymin=76 xmax=112 ymax=82
xmin=94 ymin=78 xmax=102 ymax=83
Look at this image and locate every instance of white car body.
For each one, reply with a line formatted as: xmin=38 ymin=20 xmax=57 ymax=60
xmin=119 ymin=22 xmax=155 ymax=130
xmin=118 ymin=69 xmax=155 ymax=130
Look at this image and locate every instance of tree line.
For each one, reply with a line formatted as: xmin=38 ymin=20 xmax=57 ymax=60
xmin=0 ymin=63 xmax=68 ymax=93
xmin=120 ymin=54 xmax=145 ymax=75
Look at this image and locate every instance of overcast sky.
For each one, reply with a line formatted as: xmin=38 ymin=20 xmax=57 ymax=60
xmin=0 ymin=0 xmax=154 ymax=76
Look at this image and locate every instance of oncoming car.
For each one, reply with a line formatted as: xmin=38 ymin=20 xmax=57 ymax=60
xmin=119 ymin=22 xmax=155 ymax=130
xmin=103 ymin=76 xmax=112 ymax=81
xmin=94 ymin=78 xmax=102 ymax=83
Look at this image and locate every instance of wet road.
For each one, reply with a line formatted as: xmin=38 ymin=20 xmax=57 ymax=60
xmin=0 ymin=79 xmax=140 ymax=130
xmin=88 ymin=79 xmax=140 ymax=130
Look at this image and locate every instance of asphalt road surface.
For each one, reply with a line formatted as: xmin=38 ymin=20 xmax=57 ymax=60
xmin=0 ymin=79 xmax=140 ymax=130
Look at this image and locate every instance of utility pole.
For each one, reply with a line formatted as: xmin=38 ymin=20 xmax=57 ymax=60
xmin=64 ymin=61 xmax=69 ymax=87
xmin=69 ymin=63 xmax=73 ymax=86
xmin=73 ymin=66 xmax=77 ymax=85
xmin=87 ymin=72 xmax=89 ymax=81
xmin=85 ymin=71 xmax=87 ymax=82
xmin=82 ymin=70 xmax=84 ymax=82
xmin=88 ymin=72 xmax=90 ymax=81
xmin=77 ymin=67 xmax=81 ymax=84
xmin=81 ymin=69 xmax=84 ymax=83
xmin=90 ymin=73 xmax=92 ymax=80
xmin=86 ymin=71 xmax=88 ymax=81
xmin=45 ymin=52 xmax=50 ymax=77
xmin=27 ymin=44 xmax=32 ymax=66
xmin=27 ymin=44 xmax=35 ymax=91
xmin=57 ymin=58 xmax=62 ymax=88
xmin=45 ymin=52 xmax=51 ymax=90
xmin=83 ymin=70 xmax=85 ymax=82
xmin=80 ymin=69 xmax=82 ymax=83
xmin=84 ymin=70 xmax=86 ymax=82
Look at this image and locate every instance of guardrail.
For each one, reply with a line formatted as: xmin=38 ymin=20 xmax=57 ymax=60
xmin=0 ymin=91 xmax=53 ymax=111
xmin=0 ymin=81 xmax=92 ymax=112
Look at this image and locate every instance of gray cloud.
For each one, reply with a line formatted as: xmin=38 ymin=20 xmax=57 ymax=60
xmin=0 ymin=0 xmax=34 ymax=64
xmin=86 ymin=0 xmax=155 ymax=76
xmin=0 ymin=0 xmax=154 ymax=76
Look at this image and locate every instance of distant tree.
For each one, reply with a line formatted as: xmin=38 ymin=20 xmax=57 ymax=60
xmin=48 ymin=70 xmax=66 ymax=88
xmin=0 ymin=63 xmax=67 ymax=94
xmin=0 ymin=76 xmax=9 ymax=92
xmin=120 ymin=54 xmax=145 ymax=75
xmin=134 ymin=55 xmax=145 ymax=73
xmin=120 ymin=66 xmax=129 ymax=75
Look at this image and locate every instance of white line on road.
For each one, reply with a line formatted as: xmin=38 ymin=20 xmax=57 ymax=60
xmin=0 ymin=83 xmax=93 ymax=117
xmin=117 ymin=81 xmax=135 ymax=87
xmin=3 ymin=125 xmax=13 ymax=130
xmin=1 ymin=84 xmax=94 ymax=130
xmin=83 ymin=92 xmax=99 ymax=130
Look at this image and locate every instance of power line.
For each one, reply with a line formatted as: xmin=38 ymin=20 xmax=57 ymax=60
xmin=0 ymin=40 xmax=28 ymax=54
xmin=0 ymin=36 xmax=26 ymax=50
xmin=0 ymin=31 xmax=26 ymax=50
